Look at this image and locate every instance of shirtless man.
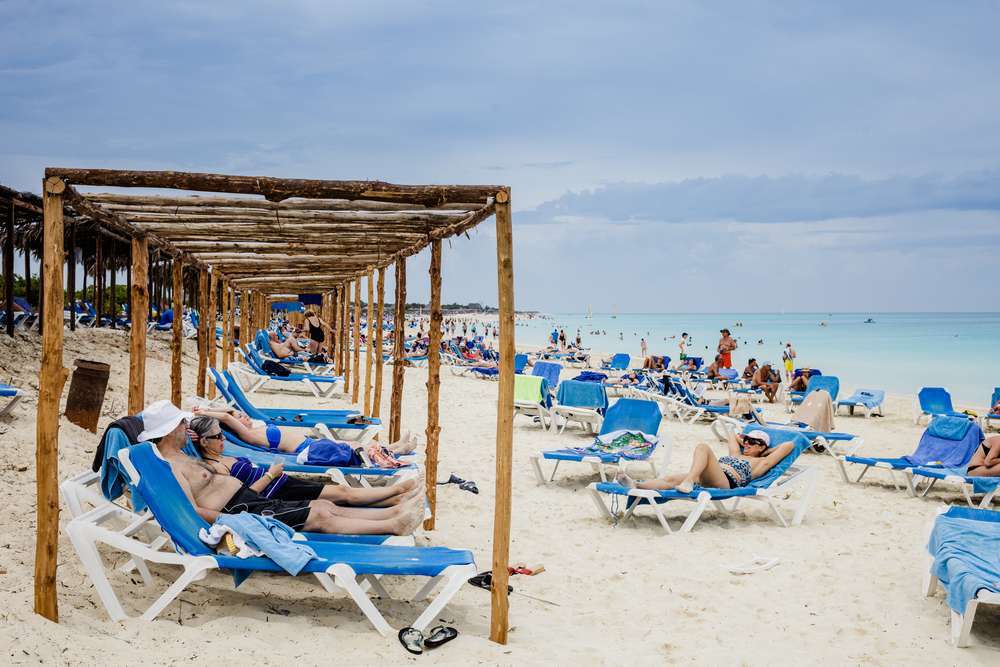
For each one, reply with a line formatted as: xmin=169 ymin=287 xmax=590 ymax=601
xmin=142 ymin=402 xmax=425 ymax=535
xmin=717 ymin=329 xmax=737 ymax=369
xmin=752 ymin=362 xmax=780 ymax=402
xmin=268 ymin=331 xmax=298 ymax=360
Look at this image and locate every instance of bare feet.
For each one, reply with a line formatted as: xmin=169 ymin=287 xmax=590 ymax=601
xmin=675 ymin=478 xmax=695 ymax=494
xmin=614 ymin=472 xmax=636 ymax=489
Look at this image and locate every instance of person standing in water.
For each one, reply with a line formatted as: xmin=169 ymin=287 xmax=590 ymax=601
xmin=782 ymin=342 xmax=796 ymax=382
xmin=678 ymin=332 xmax=689 ymax=360
xmin=640 ymin=337 xmax=648 ymax=359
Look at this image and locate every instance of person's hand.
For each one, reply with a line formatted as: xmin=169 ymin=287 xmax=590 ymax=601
xmin=267 ymin=461 xmax=284 ymax=477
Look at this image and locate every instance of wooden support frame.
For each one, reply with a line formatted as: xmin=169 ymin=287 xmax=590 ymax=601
xmin=351 ymin=279 xmax=361 ymax=404
xmin=170 ymin=259 xmax=184 ymax=406
xmin=34 ymin=176 xmax=67 ymax=621
xmin=4 ymin=198 xmax=13 ymax=337
xmin=332 ymin=286 xmax=342 ymax=375
xmin=363 ymin=270 xmax=374 ymax=415
xmin=372 ymin=267 xmax=386 ymax=420
xmin=109 ymin=246 xmax=117 ymax=329
xmin=239 ymin=289 xmax=250 ymax=355
xmin=424 ymin=240 xmax=443 ymax=530
xmin=128 ymin=236 xmax=150 ymax=414
xmin=220 ymin=278 xmax=231 ymax=371
xmin=389 ymin=258 xmax=406 ymax=441
xmin=207 ymin=271 xmax=219 ymax=398
xmin=196 ymin=269 xmax=209 ymax=397
xmin=94 ymin=235 xmax=103 ymax=325
xmin=67 ymin=222 xmax=76 ymax=332
xmin=341 ymin=282 xmax=350 ymax=389
xmin=490 ymin=189 xmax=514 ymax=644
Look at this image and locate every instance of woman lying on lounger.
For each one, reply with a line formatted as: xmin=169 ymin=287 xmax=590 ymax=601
xmin=187 ymin=416 xmax=418 ymax=507
xmin=192 ymin=408 xmax=417 ymax=457
xmin=967 ymin=435 xmax=1000 ymax=477
xmin=615 ymin=429 xmax=794 ymax=493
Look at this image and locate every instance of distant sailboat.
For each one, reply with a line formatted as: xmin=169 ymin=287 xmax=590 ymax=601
xmin=586 ymin=304 xmax=592 ymax=319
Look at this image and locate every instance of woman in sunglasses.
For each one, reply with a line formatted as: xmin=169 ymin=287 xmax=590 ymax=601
xmin=616 ymin=429 xmax=793 ymax=493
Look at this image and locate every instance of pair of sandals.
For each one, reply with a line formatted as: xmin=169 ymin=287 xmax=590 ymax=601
xmin=438 ymin=473 xmax=479 ymax=494
xmin=398 ymin=626 xmax=458 ymax=655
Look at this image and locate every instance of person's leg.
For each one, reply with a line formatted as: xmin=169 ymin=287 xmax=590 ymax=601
xmin=633 ymin=472 xmax=687 ymax=490
xmin=675 ymin=443 xmax=730 ymax=493
xmin=303 ymin=499 xmax=423 ymax=535
xmin=318 ymin=476 xmax=419 ymax=506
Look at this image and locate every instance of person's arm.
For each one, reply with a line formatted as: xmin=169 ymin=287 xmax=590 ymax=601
xmin=755 ymin=442 xmax=794 ymax=475
xmin=726 ymin=431 xmax=743 ymax=457
xmin=199 ymin=410 xmax=262 ymax=444
xmin=985 ymin=439 xmax=1000 ymax=466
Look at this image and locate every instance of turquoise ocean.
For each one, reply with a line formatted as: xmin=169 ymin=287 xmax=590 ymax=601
xmin=513 ymin=313 xmax=1000 ymax=406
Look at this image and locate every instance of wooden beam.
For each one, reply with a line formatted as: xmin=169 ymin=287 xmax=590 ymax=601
xmin=220 ymin=278 xmax=231 ymax=371
xmin=490 ymin=188 xmax=514 ymax=644
xmin=109 ymin=245 xmax=117 ymax=329
xmin=196 ymin=269 xmax=209 ymax=397
xmin=424 ymin=240 xmax=442 ymax=531
xmin=239 ymin=290 xmax=250 ymax=356
xmin=170 ymin=260 xmax=184 ymax=405
xmin=341 ymin=283 xmax=350 ymax=390
xmin=351 ymin=279 xmax=361 ymax=404
xmin=207 ymin=271 xmax=219 ymax=399
xmin=34 ymin=175 xmax=68 ymax=622
xmin=389 ymin=258 xmax=406 ymax=441
xmin=331 ymin=286 xmax=341 ymax=375
xmin=363 ymin=270 xmax=374 ymax=415
xmin=88 ymin=192 xmax=481 ymax=212
xmin=121 ymin=209 xmax=465 ymax=224
xmin=49 ymin=167 xmax=502 ymax=206
xmin=128 ymin=236 xmax=150 ymax=414
xmin=372 ymin=267 xmax=386 ymax=422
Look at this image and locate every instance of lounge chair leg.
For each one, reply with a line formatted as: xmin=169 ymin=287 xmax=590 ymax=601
xmin=328 ymin=563 xmax=393 ymax=636
xmin=141 ymin=562 xmax=213 ymax=621
xmin=679 ymin=494 xmax=710 ymax=533
xmin=588 ymin=484 xmax=616 ymax=522
xmin=410 ymin=564 xmax=476 ymax=632
xmin=952 ymin=602 xmax=977 ymax=647
xmin=549 ymin=460 xmax=561 ymax=483
xmin=529 ymin=455 xmax=546 ymax=485
xmin=413 ymin=575 xmax=442 ymax=601
xmin=65 ymin=523 xmax=131 ymax=621
xmin=922 ymin=568 xmax=938 ymax=597
xmin=791 ymin=469 xmax=817 ymax=526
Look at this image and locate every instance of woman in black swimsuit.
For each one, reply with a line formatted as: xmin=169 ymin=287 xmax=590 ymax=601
xmin=967 ymin=435 xmax=1000 ymax=476
xmin=303 ymin=309 xmax=330 ymax=355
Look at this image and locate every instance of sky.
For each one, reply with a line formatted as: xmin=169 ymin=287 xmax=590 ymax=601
xmin=2 ymin=1 xmax=999 ymax=312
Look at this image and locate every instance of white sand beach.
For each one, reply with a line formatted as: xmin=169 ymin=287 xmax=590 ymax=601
xmin=1 ymin=326 xmax=998 ymax=664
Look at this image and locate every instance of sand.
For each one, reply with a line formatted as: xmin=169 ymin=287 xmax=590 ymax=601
xmin=1 ymin=325 xmax=998 ymax=664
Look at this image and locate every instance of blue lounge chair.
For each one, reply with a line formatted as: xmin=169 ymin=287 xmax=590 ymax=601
xmin=530 ymin=398 xmax=665 ymax=484
xmin=836 ymin=416 xmax=984 ymax=494
xmin=915 ymin=387 xmax=967 ymax=425
xmin=666 ymin=378 xmax=729 ymax=423
xmin=923 ymin=505 xmax=1000 ymax=647
xmin=514 ymin=353 xmax=528 ymax=374
xmin=601 ymin=353 xmax=630 ymax=372
xmin=513 ymin=374 xmax=552 ymax=429
xmin=984 ymin=387 xmax=1000 ymax=431
xmin=0 ymin=382 xmax=23 ymax=417
xmin=786 ymin=375 xmax=840 ymax=410
xmin=836 ymin=389 xmax=885 ymax=418
xmin=65 ymin=442 xmax=475 ymax=634
xmin=549 ymin=380 xmax=610 ymax=434
xmin=235 ymin=353 xmax=344 ymax=399
xmin=712 ymin=412 xmax=862 ymax=458
xmin=531 ymin=360 xmax=562 ymax=392
xmin=588 ymin=427 xmax=817 ymax=535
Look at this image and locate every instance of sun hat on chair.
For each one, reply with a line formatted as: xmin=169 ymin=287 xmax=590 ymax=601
xmin=138 ymin=400 xmax=193 ymax=441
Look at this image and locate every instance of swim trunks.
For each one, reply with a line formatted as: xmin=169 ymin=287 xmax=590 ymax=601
xmin=222 ymin=485 xmax=312 ymax=530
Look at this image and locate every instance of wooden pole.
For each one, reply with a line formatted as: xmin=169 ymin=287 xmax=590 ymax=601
xmin=67 ymin=223 xmax=76 ymax=331
xmin=341 ymin=283 xmax=350 ymax=389
xmin=109 ymin=247 xmax=117 ymax=328
xmin=372 ymin=267 xmax=386 ymax=420
xmin=239 ymin=289 xmax=249 ymax=354
xmin=24 ymin=244 xmax=30 ymax=314
xmin=94 ymin=235 xmax=103 ymax=325
xmin=220 ymin=280 xmax=231 ymax=371
xmin=128 ymin=236 xmax=149 ymax=414
xmin=207 ymin=271 xmax=219 ymax=398
xmin=363 ymin=271 xmax=374 ymax=414
xmin=170 ymin=260 xmax=184 ymax=406
xmin=351 ymin=279 xmax=361 ymax=404
xmin=126 ymin=260 xmax=131 ymax=324
xmin=37 ymin=225 xmax=44 ymax=331
xmin=34 ymin=175 xmax=67 ymax=622
xmin=489 ymin=189 xmax=514 ymax=644
xmin=196 ymin=269 xmax=209 ymax=397
xmin=5 ymin=199 xmax=13 ymax=337
xmin=389 ymin=259 xmax=406 ymax=441
xmin=228 ymin=284 xmax=236 ymax=363
xmin=334 ymin=286 xmax=343 ymax=374
xmin=424 ymin=241 xmax=442 ymax=530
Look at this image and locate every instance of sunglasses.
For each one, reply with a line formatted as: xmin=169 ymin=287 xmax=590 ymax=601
xmin=743 ymin=437 xmax=766 ymax=447
xmin=203 ymin=433 xmax=225 ymax=442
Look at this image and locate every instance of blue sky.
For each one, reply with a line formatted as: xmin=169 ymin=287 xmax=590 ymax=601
xmin=2 ymin=1 xmax=999 ymax=311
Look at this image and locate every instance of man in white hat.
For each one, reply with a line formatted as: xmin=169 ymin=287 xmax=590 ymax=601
xmin=146 ymin=401 xmax=424 ymax=535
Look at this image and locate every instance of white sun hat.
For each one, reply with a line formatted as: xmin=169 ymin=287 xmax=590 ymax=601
xmin=744 ymin=429 xmax=771 ymax=447
xmin=138 ymin=400 xmax=194 ymax=441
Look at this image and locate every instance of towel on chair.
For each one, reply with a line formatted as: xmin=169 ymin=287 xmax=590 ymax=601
xmin=728 ymin=394 xmax=753 ymax=418
xmin=927 ymin=415 xmax=973 ymax=441
xmin=792 ymin=390 xmax=836 ymax=433
xmin=927 ymin=512 xmax=1000 ymax=613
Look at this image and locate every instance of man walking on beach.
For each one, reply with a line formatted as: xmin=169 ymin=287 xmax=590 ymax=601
xmin=782 ymin=342 xmax=796 ymax=381
xmin=717 ymin=329 xmax=737 ymax=368
xmin=640 ymin=337 xmax=648 ymax=359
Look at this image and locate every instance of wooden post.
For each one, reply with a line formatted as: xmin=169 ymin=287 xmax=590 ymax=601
xmin=5 ymin=199 xmax=13 ymax=337
xmin=228 ymin=285 xmax=236 ymax=363
xmin=351 ymin=279 xmax=361 ymax=404
xmin=34 ymin=175 xmax=68 ymax=622
xmin=170 ymin=260 xmax=184 ymax=406
xmin=37 ymin=226 xmax=44 ymax=331
xmin=207 ymin=271 xmax=219 ymax=398
xmin=109 ymin=247 xmax=117 ymax=329
xmin=333 ymin=286 xmax=342 ymax=375
xmin=372 ymin=267 xmax=386 ymax=419
xmin=126 ymin=260 xmax=131 ymax=324
xmin=389 ymin=258 xmax=406 ymax=441
xmin=342 ymin=283 xmax=351 ymax=389
xmin=424 ymin=241 xmax=443 ymax=530
xmin=196 ymin=269 xmax=209 ymax=397
xmin=147 ymin=251 xmax=155 ymax=323
xmin=24 ymin=243 xmax=30 ymax=314
xmin=239 ymin=289 xmax=249 ymax=354
xmin=94 ymin=235 xmax=103 ymax=325
xmin=128 ymin=236 xmax=149 ymax=414
xmin=489 ymin=189 xmax=514 ymax=644
xmin=67 ymin=223 xmax=76 ymax=331
xmin=220 ymin=280 xmax=231 ymax=371
xmin=363 ymin=271 xmax=374 ymax=414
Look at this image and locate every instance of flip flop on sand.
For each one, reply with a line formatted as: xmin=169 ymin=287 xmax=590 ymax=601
xmin=468 ymin=571 xmax=513 ymax=593
xmin=398 ymin=627 xmax=424 ymax=655
xmin=725 ymin=556 xmax=780 ymax=575
xmin=423 ymin=626 xmax=459 ymax=649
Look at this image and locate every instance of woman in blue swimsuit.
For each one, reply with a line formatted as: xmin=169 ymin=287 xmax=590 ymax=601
xmin=617 ymin=430 xmax=794 ymax=493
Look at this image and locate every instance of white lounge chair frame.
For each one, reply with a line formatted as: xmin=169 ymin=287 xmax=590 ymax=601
xmin=587 ymin=464 xmax=818 ymax=535
xmin=921 ymin=505 xmax=1000 ymax=647
xmin=529 ymin=434 xmax=670 ymax=485
xmin=230 ymin=361 xmax=344 ymax=399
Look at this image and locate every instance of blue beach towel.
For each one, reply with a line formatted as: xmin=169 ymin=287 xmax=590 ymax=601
xmin=927 ymin=415 xmax=973 ymax=441
xmin=573 ymin=371 xmax=608 ymax=383
xmin=532 ymin=361 xmax=561 ymax=391
xmin=902 ymin=419 xmax=983 ymax=467
xmin=927 ymin=508 xmax=1000 ymax=613
xmin=556 ymin=380 xmax=609 ymax=413
xmin=208 ymin=513 xmax=318 ymax=578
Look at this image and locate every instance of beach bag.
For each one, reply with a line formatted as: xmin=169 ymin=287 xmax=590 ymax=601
xmin=262 ymin=359 xmax=290 ymax=377
xmin=307 ymin=353 xmax=328 ymax=364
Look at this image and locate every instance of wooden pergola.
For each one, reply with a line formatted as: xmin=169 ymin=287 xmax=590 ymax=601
xmin=34 ymin=169 xmax=516 ymax=643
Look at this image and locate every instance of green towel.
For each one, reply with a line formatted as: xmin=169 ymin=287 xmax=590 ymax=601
xmin=514 ymin=375 xmax=544 ymax=403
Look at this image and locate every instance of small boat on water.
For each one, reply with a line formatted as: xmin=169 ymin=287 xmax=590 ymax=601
xmin=864 ymin=317 xmax=875 ymax=324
